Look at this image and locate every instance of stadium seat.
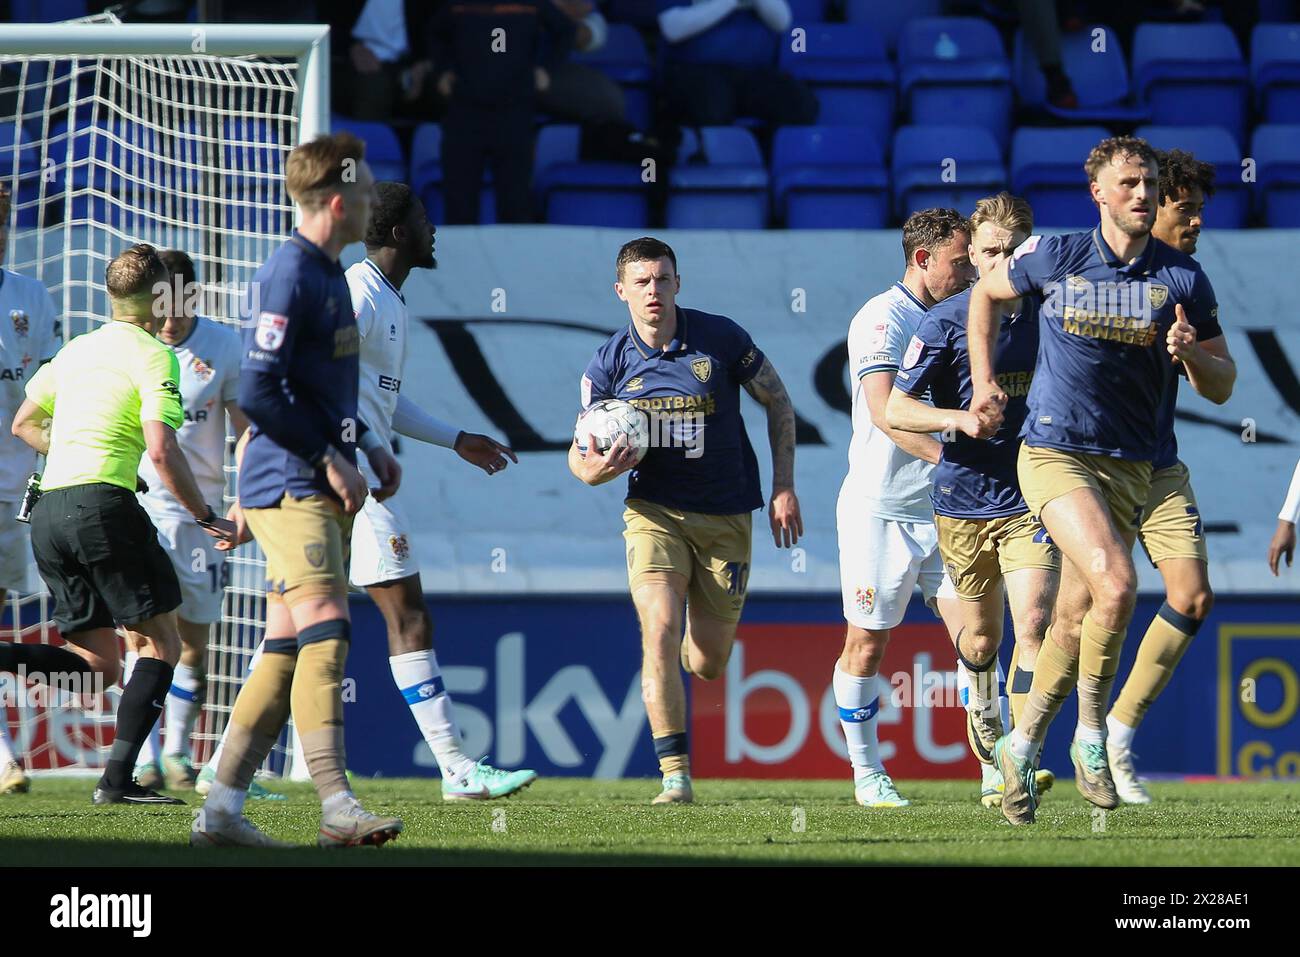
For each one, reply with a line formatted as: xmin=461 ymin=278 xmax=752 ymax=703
xmin=898 ymin=18 xmax=1013 ymax=151
xmin=532 ymin=124 xmax=649 ymax=227
xmin=1250 ymin=124 xmax=1300 ymax=226
xmin=571 ymin=24 xmax=653 ymax=130
xmin=771 ymin=126 xmax=889 ymax=228
xmin=0 ymin=122 xmax=43 ymax=227
xmin=1134 ymin=125 xmax=1247 ymax=228
xmin=1010 ymin=126 xmax=1112 ymax=228
xmin=891 ymin=124 xmax=1005 ymax=220
xmin=408 ymin=122 xmax=494 ymax=225
xmin=843 ymin=0 xmax=942 ymax=53
xmin=1013 ymin=24 xmax=1150 ymax=123
xmin=1132 ymin=23 xmax=1249 ymax=146
xmin=1252 ymin=24 xmax=1300 ymax=124
xmin=786 ymin=0 xmax=826 ymax=26
xmin=667 ymin=127 xmax=769 ymax=229
xmin=329 ymin=115 xmax=406 ymax=183
xmin=778 ymin=24 xmax=895 ymax=144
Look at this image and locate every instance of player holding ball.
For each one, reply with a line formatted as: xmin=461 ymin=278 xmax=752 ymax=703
xmin=568 ymin=237 xmax=803 ymax=805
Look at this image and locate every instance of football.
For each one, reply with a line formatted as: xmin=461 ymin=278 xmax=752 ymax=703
xmin=573 ymin=399 xmax=651 ymax=464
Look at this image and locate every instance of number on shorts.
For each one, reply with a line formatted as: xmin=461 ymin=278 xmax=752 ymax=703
xmin=210 ymin=561 xmax=231 ymax=592
xmin=725 ymin=561 xmax=750 ymax=596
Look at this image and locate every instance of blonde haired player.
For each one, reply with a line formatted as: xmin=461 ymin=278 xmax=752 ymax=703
xmin=834 ymin=208 xmax=972 ymax=809
xmin=886 ymin=193 xmax=1058 ymax=808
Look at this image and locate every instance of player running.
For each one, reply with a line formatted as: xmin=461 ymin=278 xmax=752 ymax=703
xmin=834 ymin=208 xmax=972 ymax=809
xmin=568 ymin=237 xmax=802 ymax=805
xmin=885 ymin=193 xmax=1060 ymax=808
xmin=1109 ymin=150 xmax=1236 ymax=803
xmin=192 ymin=132 xmax=404 ymax=848
xmin=0 ymin=181 xmax=60 ymax=796
xmin=127 ymin=249 xmax=249 ymax=793
xmin=346 ymin=182 xmax=535 ymax=800
xmin=967 ymin=136 xmax=1232 ymax=824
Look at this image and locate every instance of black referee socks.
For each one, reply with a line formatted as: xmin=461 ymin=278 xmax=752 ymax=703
xmin=100 ymin=656 xmax=174 ymax=791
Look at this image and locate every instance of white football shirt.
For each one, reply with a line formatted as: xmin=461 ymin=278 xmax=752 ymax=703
xmin=0 ymin=269 xmax=60 ymax=500
xmin=840 ymin=282 xmax=937 ymax=523
xmin=347 ymin=258 xmax=407 ymax=482
xmin=138 ymin=317 xmax=242 ymax=519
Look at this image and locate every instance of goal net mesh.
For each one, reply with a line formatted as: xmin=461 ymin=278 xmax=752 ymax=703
xmin=0 ymin=14 xmax=300 ymax=776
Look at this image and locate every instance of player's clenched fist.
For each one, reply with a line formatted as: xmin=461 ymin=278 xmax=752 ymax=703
xmin=968 ymin=380 xmax=1007 ymax=437
xmin=1166 ymin=302 xmax=1197 ymax=363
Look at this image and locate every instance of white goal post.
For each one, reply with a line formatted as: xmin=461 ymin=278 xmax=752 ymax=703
xmin=0 ymin=19 xmax=330 ymax=778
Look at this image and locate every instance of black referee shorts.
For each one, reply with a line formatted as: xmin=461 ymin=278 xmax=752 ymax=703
xmin=30 ymin=483 xmax=181 ymax=635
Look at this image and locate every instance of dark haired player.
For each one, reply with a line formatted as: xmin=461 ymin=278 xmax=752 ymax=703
xmin=1108 ymin=149 xmax=1236 ymax=803
xmin=968 ymin=136 xmax=1234 ymax=824
xmin=345 ymin=181 xmax=535 ymax=800
xmin=568 ymin=236 xmax=802 ymax=804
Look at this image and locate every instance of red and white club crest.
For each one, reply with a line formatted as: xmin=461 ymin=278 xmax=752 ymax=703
xmin=255 ymin=311 xmax=288 ymax=351
xmin=10 ymin=310 xmax=28 ymax=337
xmin=388 ymin=534 xmax=410 ymax=561
xmin=191 ymin=357 xmax=215 ymax=381
xmin=902 ymin=335 xmax=925 ymax=370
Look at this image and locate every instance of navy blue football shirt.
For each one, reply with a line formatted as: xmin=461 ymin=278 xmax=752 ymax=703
xmin=1006 ymin=228 xmax=1221 ymax=461
xmin=582 ymin=306 xmax=765 ymax=515
xmin=896 ymin=287 xmax=1040 ymax=518
xmin=238 ymin=231 xmax=362 ymax=509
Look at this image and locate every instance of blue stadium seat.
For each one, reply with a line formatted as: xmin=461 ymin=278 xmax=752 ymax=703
xmin=407 ymin=122 xmax=494 ymax=224
xmin=1014 ymin=24 xmax=1150 ymax=123
xmin=533 ymin=124 xmax=649 ymax=227
xmin=787 ymin=0 xmax=826 ymax=25
xmin=0 ymin=122 xmax=43 ymax=227
xmin=10 ymin=0 xmax=87 ymax=20
xmin=1251 ymin=124 xmax=1300 ymax=226
xmin=843 ymin=0 xmax=942 ymax=53
xmin=1134 ymin=125 xmax=1247 ymax=228
xmin=898 ymin=18 xmax=1013 ymax=151
xmin=771 ymin=126 xmax=889 ymax=228
xmin=604 ymin=0 xmax=659 ymax=28
xmin=572 ymin=24 xmax=654 ymax=130
xmin=778 ymin=25 xmax=895 ymax=144
xmin=667 ymin=127 xmax=769 ymax=229
xmin=1010 ymin=126 xmax=1111 ymax=228
xmin=891 ymin=125 xmax=1005 ymax=219
xmin=1252 ymin=24 xmax=1300 ymax=124
xmin=330 ymin=115 xmax=406 ymax=183
xmin=1132 ymin=23 xmax=1249 ymax=146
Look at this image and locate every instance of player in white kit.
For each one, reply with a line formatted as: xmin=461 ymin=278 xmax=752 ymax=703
xmin=347 ymin=182 xmax=536 ymax=799
xmin=834 ymin=208 xmax=974 ymax=807
xmin=129 ymin=250 xmax=249 ymax=791
xmin=0 ymin=182 xmax=61 ymax=795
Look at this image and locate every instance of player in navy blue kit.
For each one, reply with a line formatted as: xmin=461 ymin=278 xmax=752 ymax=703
xmin=966 ymin=137 xmax=1236 ymax=824
xmin=568 ymin=237 xmax=803 ymax=804
xmin=194 ymin=132 xmax=405 ymax=849
xmin=1109 ymin=150 xmax=1236 ymax=803
xmin=887 ymin=193 xmax=1059 ymax=808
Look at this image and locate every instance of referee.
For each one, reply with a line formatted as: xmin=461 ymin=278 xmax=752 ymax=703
xmin=9 ymin=243 xmax=235 ymax=805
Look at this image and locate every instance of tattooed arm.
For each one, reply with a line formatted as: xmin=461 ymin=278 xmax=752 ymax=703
xmin=743 ymin=358 xmax=803 ymax=548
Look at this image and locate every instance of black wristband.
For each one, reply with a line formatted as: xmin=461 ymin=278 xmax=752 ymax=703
xmin=196 ymin=505 xmax=217 ymax=528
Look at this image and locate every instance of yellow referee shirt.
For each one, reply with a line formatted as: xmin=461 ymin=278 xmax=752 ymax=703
xmin=25 ymin=320 xmax=184 ymax=493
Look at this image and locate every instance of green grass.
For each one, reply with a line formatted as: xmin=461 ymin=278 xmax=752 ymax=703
xmin=2 ymin=777 xmax=1299 ymax=866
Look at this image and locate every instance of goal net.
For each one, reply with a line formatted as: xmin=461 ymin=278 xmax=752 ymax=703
xmin=0 ymin=16 xmax=329 ymax=777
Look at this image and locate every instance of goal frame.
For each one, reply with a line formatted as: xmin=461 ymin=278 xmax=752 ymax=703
xmin=0 ymin=22 xmax=330 ymax=144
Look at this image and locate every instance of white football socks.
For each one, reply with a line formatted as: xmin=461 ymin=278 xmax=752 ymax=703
xmin=0 ymin=721 xmax=17 ymax=766
xmin=163 ymin=662 xmax=201 ymax=758
xmin=833 ymin=664 xmax=884 ymax=777
xmin=1106 ymin=712 xmax=1136 ymax=751
xmin=390 ymin=649 xmax=475 ymax=780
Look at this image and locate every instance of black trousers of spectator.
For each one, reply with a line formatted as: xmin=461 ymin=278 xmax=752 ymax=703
xmin=336 ymin=60 xmax=444 ymax=124
xmin=441 ymin=101 xmax=535 ymax=225
xmin=663 ymin=63 xmax=818 ymax=128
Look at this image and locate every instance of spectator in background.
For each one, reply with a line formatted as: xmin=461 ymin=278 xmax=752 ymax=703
xmin=657 ymin=0 xmax=818 ymax=128
xmin=325 ymin=0 xmax=440 ymax=123
xmin=999 ymin=0 xmax=1078 ymax=110
xmin=432 ymin=0 xmax=575 ymax=224
xmin=539 ymin=0 xmax=628 ymax=126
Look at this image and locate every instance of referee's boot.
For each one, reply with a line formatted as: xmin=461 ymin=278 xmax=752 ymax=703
xmin=93 ymin=781 xmax=187 ymax=806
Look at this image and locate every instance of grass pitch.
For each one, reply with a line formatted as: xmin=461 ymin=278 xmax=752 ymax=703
xmin=2 ymin=777 xmax=1298 ymax=866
